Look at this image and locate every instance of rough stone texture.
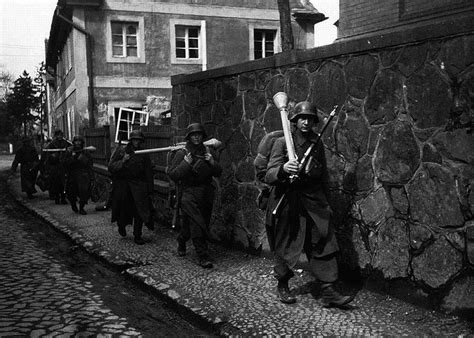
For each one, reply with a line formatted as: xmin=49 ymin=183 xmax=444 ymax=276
xmin=344 ymin=55 xmax=378 ymax=99
xmin=243 ymin=90 xmax=267 ymax=120
xmin=389 ymin=186 xmax=409 ymax=215
xmin=286 ymin=68 xmax=310 ymax=102
xmin=407 ymin=163 xmax=464 ymax=228
xmin=442 ymin=276 xmax=474 ymax=313
xmin=365 ymin=69 xmax=403 ymax=125
xmin=397 ymin=44 xmax=428 ymax=77
xmin=408 ymin=222 xmax=433 ymax=252
xmin=412 ymin=236 xmax=463 ymax=289
xmin=372 ymin=218 xmax=410 ymax=279
xmin=310 ymin=62 xmax=347 ymax=113
xmin=374 ymin=120 xmax=420 ymax=185
xmin=422 ymin=143 xmax=442 ymax=164
xmin=356 ymin=188 xmax=391 ymax=229
xmin=335 ymin=100 xmax=369 ymax=163
xmin=406 ymin=65 xmax=452 ymax=129
xmin=432 ymin=129 xmax=474 ymax=164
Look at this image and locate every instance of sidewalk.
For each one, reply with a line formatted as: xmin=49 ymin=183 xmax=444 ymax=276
xmin=7 ymin=173 xmax=473 ymax=336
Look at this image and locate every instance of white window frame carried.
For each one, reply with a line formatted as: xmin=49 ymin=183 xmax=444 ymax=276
xmin=106 ymin=14 xmax=145 ymax=63
xmin=114 ymin=107 xmax=149 ymax=143
xmin=170 ymin=19 xmax=206 ymax=67
xmin=248 ymin=23 xmax=281 ymax=61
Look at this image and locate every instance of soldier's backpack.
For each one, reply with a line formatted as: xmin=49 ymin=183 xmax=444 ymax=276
xmin=253 ymin=130 xmax=284 ymax=210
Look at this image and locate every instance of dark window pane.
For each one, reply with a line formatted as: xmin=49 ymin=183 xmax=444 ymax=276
xmin=126 ymin=36 xmax=137 ymax=46
xmin=265 ymin=50 xmax=274 ymax=57
xmin=188 ymin=28 xmax=199 ymax=37
xmin=265 ymin=31 xmax=275 ymax=41
xmin=126 ymin=24 xmax=137 ymax=34
xmin=176 ymin=26 xmax=185 ymax=37
xmin=189 ymin=49 xmax=199 ymax=58
xmin=113 ymin=46 xmax=123 ymax=56
xmin=254 ymin=50 xmax=262 ymax=59
xmin=111 ymin=23 xmax=122 ymax=34
xmin=176 ymin=38 xmax=185 ymax=48
xmin=265 ymin=41 xmax=274 ymax=51
xmin=127 ymin=47 xmax=137 ymax=57
xmin=254 ymin=31 xmax=262 ymax=40
xmin=112 ymin=35 xmax=123 ymax=44
xmin=176 ymin=49 xmax=186 ymax=58
xmin=188 ymin=38 xmax=199 ymax=48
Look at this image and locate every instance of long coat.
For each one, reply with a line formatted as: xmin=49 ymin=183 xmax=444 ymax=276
xmin=11 ymin=144 xmax=39 ymax=194
xmin=168 ymin=143 xmax=222 ymax=238
xmin=108 ymin=143 xmax=154 ymax=227
xmin=65 ymin=147 xmax=93 ymax=203
xmin=44 ymin=138 xmax=72 ymax=196
xmin=265 ymin=129 xmax=339 ymax=269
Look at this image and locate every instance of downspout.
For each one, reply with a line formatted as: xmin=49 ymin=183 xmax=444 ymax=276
xmin=55 ymin=8 xmax=95 ymax=128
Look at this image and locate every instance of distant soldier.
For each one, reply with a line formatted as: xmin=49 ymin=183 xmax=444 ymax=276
xmin=44 ymin=130 xmax=72 ymax=204
xmin=11 ymin=136 xmax=39 ymax=199
xmin=64 ymin=135 xmax=94 ymax=215
xmin=168 ymin=123 xmax=222 ymax=268
xmin=108 ymin=130 xmax=154 ymax=245
xmin=265 ymin=101 xmax=353 ymax=307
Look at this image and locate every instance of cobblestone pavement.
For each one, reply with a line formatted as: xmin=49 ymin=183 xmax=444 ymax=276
xmin=4 ymin=156 xmax=474 ymax=336
xmin=0 ymin=161 xmax=142 ymax=336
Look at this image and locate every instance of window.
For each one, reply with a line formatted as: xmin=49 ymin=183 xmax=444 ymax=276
xmin=175 ymin=25 xmax=200 ymax=59
xmin=106 ymin=14 xmax=145 ymax=63
xmin=114 ymin=107 xmax=149 ymax=143
xmin=111 ymin=22 xmax=138 ymax=57
xmin=170 ymin=19 xmax=206 ymax=65
xmin=254 ymin=29 xmax=276 ymax=59
xmin=248 ymin=24 xmax=281 ymax=61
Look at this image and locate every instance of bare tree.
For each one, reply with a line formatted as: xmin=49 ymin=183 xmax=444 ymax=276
xmin=277 ymin=0 xmax=294 ymax=51
xmin=0 ymin=71 xmax=14 ymax=101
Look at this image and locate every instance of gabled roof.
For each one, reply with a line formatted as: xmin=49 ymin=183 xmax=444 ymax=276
xmin=290 ymin=0 xmax=327 ymax=24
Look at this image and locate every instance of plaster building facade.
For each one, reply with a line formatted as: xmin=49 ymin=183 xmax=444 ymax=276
xmin=44 ymin=0 xmax=326 ymax=141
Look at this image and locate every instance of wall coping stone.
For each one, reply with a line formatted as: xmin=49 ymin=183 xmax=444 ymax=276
xmin=171 ymin=14 xmax=474 ymax=85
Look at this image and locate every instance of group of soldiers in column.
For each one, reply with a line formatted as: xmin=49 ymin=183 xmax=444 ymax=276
xmin=12 ymin=130 xmax=93 ymax=214
xmin=12 ymin=99 xmax=354 ymax=308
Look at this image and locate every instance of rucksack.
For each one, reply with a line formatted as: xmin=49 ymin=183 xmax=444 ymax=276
xmin=253 ymin=130 xmax=284 ymax=210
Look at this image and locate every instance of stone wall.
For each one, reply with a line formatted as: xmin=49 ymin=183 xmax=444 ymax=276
xmin=171 ymin=19 xmax=473 ymax=312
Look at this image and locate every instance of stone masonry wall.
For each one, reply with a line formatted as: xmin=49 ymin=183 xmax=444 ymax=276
xmin=171 ymin=27 xmax=473 ymax=312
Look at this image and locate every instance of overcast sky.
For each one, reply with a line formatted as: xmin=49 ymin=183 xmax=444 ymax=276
xmin=0 ymin=0 xmax=339 ymax=79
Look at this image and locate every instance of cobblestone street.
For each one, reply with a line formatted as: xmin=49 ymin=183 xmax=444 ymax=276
xmin=0 ymin=156 xmax=213 ymax=337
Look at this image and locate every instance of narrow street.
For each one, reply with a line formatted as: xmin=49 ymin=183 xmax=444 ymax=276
xmin=0 ymin=156 xmax=215 ymax=337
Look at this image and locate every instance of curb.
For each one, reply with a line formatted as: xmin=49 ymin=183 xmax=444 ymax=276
xmin=6 ymin=175 xmax=243 ymax=336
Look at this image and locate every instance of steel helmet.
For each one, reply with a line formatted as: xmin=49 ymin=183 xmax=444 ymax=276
xmin=289 ymin=101 xmax=319 ymax=123
xmin=72 ymin=135 xmax=84 ymax=143
xmin=185 ymin=123 xmax=207 ymax=140
xmin=129 ymin=130 xmax=145 ymax=141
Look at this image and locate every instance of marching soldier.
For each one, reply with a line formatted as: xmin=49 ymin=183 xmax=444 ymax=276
xmin=168 ymin=123 xmax=222 ymax=268
xmin=11 ymin=136 xmax=39 ymax=199
xmin=64 ymin=135 xmax=94 ymax=215
xmin=44 ymin=129 xmax=72 ymax=204
xmin=265 ymin=101 xmax=354 ymax=307
xmin=108 ymin=130 xmax=154 ymax=245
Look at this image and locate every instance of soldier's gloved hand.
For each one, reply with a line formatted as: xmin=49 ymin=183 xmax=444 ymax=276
xmin=204 ymin=152 xmax=215 ymax=165
xmin=283 ymin=159 xmax=300 ymax=175
xmin=184 ymin=152 xmax=192 ymax=164
xmin=123 ymin=153 xmax=130 ymax=162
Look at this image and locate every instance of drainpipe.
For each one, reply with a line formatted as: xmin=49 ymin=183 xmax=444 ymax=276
xmin=55 ymin=8 xmax=95 ymax=128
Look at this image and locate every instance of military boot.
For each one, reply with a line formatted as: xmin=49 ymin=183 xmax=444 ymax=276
xmin=321 ymin=283 xmax=354 ymax=308
xmin=277 ymin=280 xmax=296 ymax=304
xmin=71 ymin=202 xmax=78 ymax=213
xmin=79 ymin=203 xmax=87 ymax=215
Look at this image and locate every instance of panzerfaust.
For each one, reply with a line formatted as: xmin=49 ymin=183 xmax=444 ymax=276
xmin=134 ymin=138 xmax=223 ymax=155
xmin=42 ymin=146 xmax=97 ymax=152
